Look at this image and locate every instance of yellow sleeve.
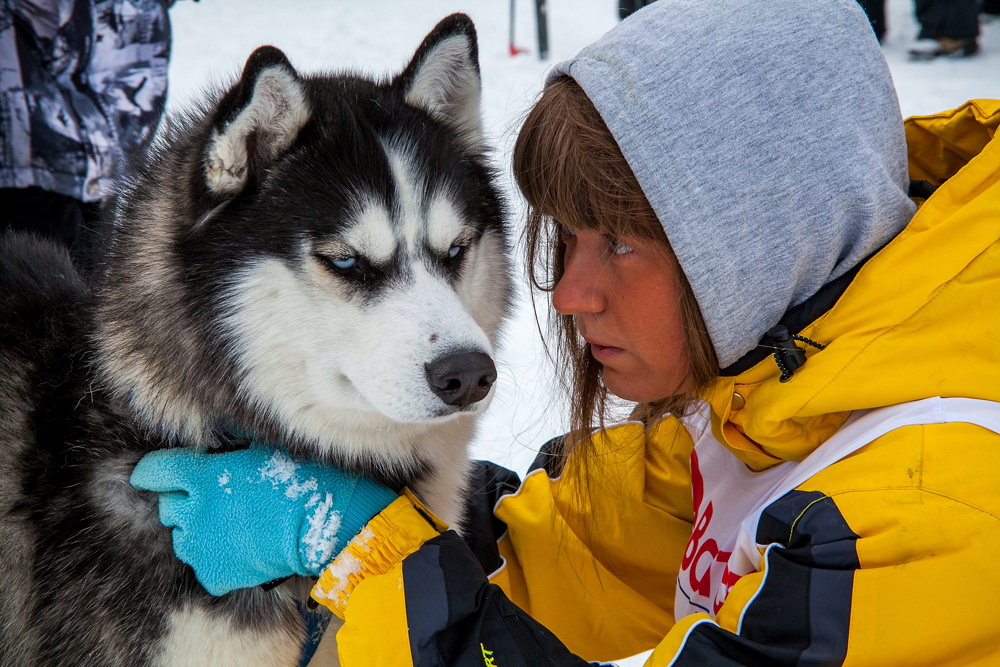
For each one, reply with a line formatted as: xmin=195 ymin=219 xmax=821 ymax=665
xmin=311 ymin=417 xmax=697 ymax=666
xmin=310 ymin=490 xmax=442 ymax=664
xmin=310 ymin=488 xmax=444 ymax=616
xmin=489 ymin=418 xmax=696 ymax=662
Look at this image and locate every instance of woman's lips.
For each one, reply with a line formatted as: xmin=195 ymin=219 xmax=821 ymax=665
xmin=588 ymin=341 xmax=624 ymax=361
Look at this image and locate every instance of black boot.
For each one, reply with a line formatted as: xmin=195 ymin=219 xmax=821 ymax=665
xmin=908 ymin=37 xmax=979 ymax=60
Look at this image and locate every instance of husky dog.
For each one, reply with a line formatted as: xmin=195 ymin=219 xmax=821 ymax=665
xmin=0 ymin=14 xmax=510 ymax=666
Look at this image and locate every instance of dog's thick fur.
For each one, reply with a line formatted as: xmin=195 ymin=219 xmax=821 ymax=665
xmin=0 ymin=15 xmax=511 ymax=666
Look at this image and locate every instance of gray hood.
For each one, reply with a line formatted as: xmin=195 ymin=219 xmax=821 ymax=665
xmin=547 ymin=0 xmax=916 ymax=368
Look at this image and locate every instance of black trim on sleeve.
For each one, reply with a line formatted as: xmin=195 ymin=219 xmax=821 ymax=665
xmin=672 ymin=490 xmax=860 ymax=666
xmin=462 ymin=461 xmax=522 ymax=574
xmin=528 ymin=435 xmax=569 ymax=478
xmin=756 ymin=490 xmax=861 ymax=570
xmin=461 ymin=435 xmax=568 ymax=575
xmin=404 ymin=531 xmax=601 ymax=667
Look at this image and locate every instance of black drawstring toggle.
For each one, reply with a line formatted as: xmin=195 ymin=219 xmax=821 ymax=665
xmin=766 ymin=325 xmax=826 ymax=383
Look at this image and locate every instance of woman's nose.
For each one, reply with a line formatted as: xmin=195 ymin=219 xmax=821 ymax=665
xmin=552 ymin=246 xmax=604 ymax=315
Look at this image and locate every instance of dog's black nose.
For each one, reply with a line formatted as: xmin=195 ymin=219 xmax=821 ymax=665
xmin=425 ymin=350 xmax=497 ymax=409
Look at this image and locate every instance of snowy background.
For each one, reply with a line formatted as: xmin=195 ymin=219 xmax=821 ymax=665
xmin=166 ymin=1 xmax=1000 ymax=662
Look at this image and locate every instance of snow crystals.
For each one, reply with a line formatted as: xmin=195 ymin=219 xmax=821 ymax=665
xmin=218 ymin=469 xmax=233 ymax=495
xmin=259 ymin=450 xmax=319 ymax=499
xmin=301 ymin=492 xmax=342 ymax=570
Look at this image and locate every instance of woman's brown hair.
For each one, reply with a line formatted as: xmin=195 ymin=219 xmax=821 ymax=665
xmin=512 ymin=76 xmax=718 ymax=463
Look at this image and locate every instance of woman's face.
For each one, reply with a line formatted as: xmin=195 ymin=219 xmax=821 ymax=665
xmin=552 ymin=226 xmax=690 ymax=403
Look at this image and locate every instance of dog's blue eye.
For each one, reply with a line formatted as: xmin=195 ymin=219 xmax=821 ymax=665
xmin=316 ymin=253 xmax=378 ymax=284
xmin=448 ymin=245 xmax=462 ymax=259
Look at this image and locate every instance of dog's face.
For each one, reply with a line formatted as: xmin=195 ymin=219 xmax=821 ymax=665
xmin=215 ymin=115 xmax=510 ymax=432
xmin=99 ymin=16 xmax=511 ymax=460
xmin=221 ymin=165 xmax=508 ymax=426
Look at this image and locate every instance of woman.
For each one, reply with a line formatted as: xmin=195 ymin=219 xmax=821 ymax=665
xmin=132 ymin=0 xmax=1000 ymax=663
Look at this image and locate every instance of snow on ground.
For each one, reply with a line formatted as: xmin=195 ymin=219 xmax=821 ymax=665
xmin=166 ymin=2 xmax=1000 ymax=663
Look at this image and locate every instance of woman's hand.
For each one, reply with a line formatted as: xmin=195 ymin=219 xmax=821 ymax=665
xmin=130 ymin=445 xmax=398 ymax=596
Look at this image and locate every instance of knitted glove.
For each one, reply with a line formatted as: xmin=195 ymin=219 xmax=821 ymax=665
xmin=130 ymin=445 xmax=397 ymax=596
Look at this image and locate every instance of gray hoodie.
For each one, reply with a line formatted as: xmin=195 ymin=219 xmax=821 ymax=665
xmin=547 ymin=0 xmax=916 ymax=368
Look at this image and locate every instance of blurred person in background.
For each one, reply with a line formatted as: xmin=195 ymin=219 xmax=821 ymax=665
xmin=908 ymin=0 xmax=980 ymax=59
xmin=0 ymin=0 xmax=172 ymax=275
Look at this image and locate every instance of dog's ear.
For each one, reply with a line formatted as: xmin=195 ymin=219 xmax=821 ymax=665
xmin=204 ymin=46 xmax=310 ymax=197
xmin=395 ymin=14 xmax=483 ymax=148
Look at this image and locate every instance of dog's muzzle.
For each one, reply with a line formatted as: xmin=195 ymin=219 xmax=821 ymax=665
xmin=424 ymin=350 xmax=497 ymax=409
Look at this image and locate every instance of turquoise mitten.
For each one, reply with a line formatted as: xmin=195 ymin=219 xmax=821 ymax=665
xmin=130 ymin=445 xmax=397 ymax=596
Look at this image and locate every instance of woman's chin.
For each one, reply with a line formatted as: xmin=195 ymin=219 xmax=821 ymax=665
xmin=602 ymin=366 xmax=687 ymax=405
xmin=602 ymin=371 xmax=659 ymax=404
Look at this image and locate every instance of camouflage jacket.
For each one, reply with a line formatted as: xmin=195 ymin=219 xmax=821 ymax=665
xmin=0 ymin=0 xmax=170 ymax=202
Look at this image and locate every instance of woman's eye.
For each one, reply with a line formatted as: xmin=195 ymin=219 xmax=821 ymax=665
xmin=608 ymin=237 xmax=635 ymax=256
xmin=331 ymin=257 xmax=357 ymax=270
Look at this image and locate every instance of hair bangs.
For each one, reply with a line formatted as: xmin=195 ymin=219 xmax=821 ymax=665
xmin=512 ymin=75 xmax=718 ymax=471
xmin=515 ymin=78 xmax=663 ymax=243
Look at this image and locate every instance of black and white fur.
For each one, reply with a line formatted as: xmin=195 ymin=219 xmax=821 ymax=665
xmin=0 ymin=14 xmax=510 ymax=666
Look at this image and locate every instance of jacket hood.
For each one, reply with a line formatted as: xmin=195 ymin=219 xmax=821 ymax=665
xmin=706 ymin=100 xmax=1000 ymax=470
xmin=547 ymin=0 xmax=916 ymax=368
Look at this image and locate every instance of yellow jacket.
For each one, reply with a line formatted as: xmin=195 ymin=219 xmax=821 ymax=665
xmin=313 ymin=100 xmax=1000 ymax=666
